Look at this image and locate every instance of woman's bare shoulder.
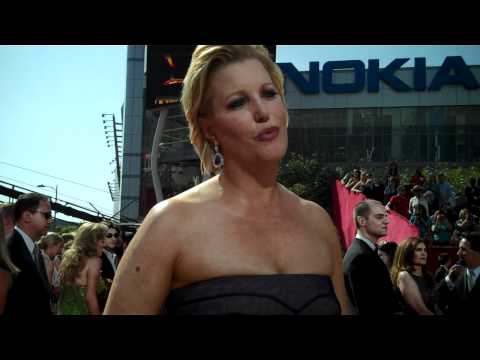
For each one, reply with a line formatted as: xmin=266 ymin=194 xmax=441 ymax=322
xmin=280 ymin=184 xmax=323 ymax=210
xmin=398 ymin=271 xmax=414 ymax=283
xmin=282 ymin=186 xmax=339 ymax=243
xmin=127 ymin=179 xmax=219 ymax=258
xmin=0 ymin=268 xmax=12 ymax=291
xmin=146 ymin=178 xmax=219 ymax=226
xmin=85 ymin=257 xmax=101 ymax=270
xmin=283 ymin=187 xmax=334 ymax=226
xmin=0 ymin=268 xmax=12 ymax=280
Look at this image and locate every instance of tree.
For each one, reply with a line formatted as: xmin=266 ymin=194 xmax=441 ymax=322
xmin=278 ymin=153 xmax=338 ymax=214
xmin=399 ymin=163 xmax=480 ymax=195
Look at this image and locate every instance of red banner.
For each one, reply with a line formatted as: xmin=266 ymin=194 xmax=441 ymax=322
xmin=332 ymin=180 xmax=419 ymax=251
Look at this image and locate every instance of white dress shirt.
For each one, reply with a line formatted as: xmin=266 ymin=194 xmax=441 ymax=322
xmin=15 ymin=225 xmax=36 ymax=260
xmin=467 ymin=266 xmax=480 ymax=291
xmin=355 ymin=232 xmax=377 ymax=252
xmin=445 ymin=265 xmax=480 ymax=291
xmin=103 ymin=249 xmax=117 ymax=272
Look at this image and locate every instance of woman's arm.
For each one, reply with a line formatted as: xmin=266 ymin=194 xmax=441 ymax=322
xmin=341 ymin=173 xmax=350 ymax=185
xmin=0 ymin=270 xmax=12 ymax=314
xmin=350 ymin=181 xmax=365 ymax=193
xmin=345 ymin=179 xmax=359 ymax=190
xmin=85 ymin=257 xmax=102 ymax=315
xmin=385 ymin=200 xmax=393 ymax=213
xmin=397 ymin=271 xmax=434 ymax=315
xmin=43 ymin=255 xmax=54 ymax=285
xmin=104 ymin=201 xmax=179 ymax=314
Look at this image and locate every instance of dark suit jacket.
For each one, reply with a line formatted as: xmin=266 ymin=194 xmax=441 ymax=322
xmin=437 ymin=269 xmax=480 ymax=315
xmin=434 ymin=265 xmax=448 ymax=284
xmin=343 ymin=238 xmax=399 ymax=315
xmin=4 ymin=229 xmax=52 ymax=315
xmin=101 ymin=251 xmax=116 ymax=281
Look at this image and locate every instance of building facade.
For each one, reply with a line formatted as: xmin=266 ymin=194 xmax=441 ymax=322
xmin=281 ymin=58 xmax=480 ymax=169
xmin=120 ymin=46 xmax=480 ymax=222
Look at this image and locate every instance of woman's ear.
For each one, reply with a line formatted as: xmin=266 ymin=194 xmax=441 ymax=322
xmin=199 ymin=115 xmax=217 ymax=143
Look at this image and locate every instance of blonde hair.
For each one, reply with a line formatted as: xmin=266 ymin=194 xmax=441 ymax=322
xmin=181 ymin=45 xmax=285 ymax=175
xmin=59 ymin=222 xmax=107 ymax=283
xmin=458 ymin=208 xmax=469 ymax=220
xmin=0 ymin=218 xmax=19 ymax=275
xmin=37 ymin=232 xmax=64 ymax=251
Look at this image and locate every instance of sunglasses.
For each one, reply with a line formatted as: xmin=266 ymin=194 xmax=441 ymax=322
xmin=106 ymin=233 xmax=120 ymax=238
xmin=35 ymin=210 xmax=52 ymax=220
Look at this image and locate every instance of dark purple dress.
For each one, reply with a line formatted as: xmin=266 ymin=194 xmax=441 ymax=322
xmin=165 ymin=274 xmax=341 ymax=315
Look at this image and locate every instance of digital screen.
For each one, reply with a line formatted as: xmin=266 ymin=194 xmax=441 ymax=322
xmin=145 ymin=45 xmax=196 ymax=109
xmin=145 ymin=45 xmax=276 ymax=109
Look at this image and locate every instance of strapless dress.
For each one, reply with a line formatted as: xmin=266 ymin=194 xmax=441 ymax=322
xmin=165 ymin=274 xmax=340 ymax=315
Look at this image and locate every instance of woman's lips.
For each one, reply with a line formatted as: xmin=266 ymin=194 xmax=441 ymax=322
xmin=255 ymin=127 xmax=279 ymax=141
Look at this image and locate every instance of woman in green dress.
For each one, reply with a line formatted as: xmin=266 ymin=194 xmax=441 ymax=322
xmin=57 ymin=222 xmax=108 ymax=315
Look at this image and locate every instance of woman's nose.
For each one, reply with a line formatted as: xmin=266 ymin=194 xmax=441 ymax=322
xmin=252 ymin=98 xmax=269 ymax=123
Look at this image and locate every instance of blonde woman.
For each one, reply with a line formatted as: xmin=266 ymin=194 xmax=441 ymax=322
xmin=37 ymin=232 xmax=64 ymax=285
xmin=57 ymin=222 xmax=107 ymax=315
xmin=0 ymin=219 xmax=20 ymax=314
xmin=105 ymin=45 xmax=350 ymax=315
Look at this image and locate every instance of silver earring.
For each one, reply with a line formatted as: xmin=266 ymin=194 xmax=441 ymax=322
xmin=213 ymin=143 xmax=224 ymax=169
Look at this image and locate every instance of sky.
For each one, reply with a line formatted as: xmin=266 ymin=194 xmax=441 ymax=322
xmin=1 ymin=45 xmax=479 ymax=224
xmin=0 ymin=45 xmax=127 ymax=223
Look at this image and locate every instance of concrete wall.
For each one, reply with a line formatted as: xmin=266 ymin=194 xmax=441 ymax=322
xmin=120 ymin=45 xmax=145 ymax=222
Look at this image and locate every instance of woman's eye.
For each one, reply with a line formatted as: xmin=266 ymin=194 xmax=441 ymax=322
xmin=263 ymin=89 xmax=277 ymax=98
xmin=227 ymin=97 xmax=246 ymax=109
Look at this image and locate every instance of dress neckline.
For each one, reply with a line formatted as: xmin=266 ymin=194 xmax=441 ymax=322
xmin=171 ymin=273 xmax=332 ymax=292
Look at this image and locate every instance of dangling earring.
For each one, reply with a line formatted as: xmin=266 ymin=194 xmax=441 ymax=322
xmin=212 ymin=142 xmax=224 ymax=169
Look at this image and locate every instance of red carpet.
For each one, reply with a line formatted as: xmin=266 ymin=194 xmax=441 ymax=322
xmin=332 ymin=180 xmax=419 ymax=251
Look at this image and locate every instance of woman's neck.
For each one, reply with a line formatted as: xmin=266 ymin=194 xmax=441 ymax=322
xmin=412 ymin=265 xmax=423 ymax=276
xmin=217 ymin=161 xmax=282 ymax=216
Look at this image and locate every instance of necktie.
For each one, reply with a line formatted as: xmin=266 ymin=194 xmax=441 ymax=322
xmin=467 ymin=270 xmax=476 ymax=292
xmin=33 ymin=245 xmax=50 ymax=291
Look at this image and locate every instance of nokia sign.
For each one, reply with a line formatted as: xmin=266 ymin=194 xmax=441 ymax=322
xmin=277 ymin=56 xmax=480 ymax=94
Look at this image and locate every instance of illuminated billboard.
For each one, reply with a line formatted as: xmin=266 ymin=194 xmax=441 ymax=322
xmin=145 ymin=45 xmax=276 ymax=109
xmin=145 ymin=45 xmax=196 ymax=108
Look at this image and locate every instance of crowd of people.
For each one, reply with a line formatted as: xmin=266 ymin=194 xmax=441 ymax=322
xmin=341 ymin=162 xmax=480 ymax=315
xmin=341 ymin=162 xmax=480 ymax=247
xmin=1 ymin=45 xmax=478 ymax=316
xmin=0 ymin=194 xmax=131 ymax=315
xmin=342 ymin=198 xmax=480 ymax=315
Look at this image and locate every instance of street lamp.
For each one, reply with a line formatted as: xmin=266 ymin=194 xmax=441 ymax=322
xmin=37 ymin=184 xmax=58 ymax=227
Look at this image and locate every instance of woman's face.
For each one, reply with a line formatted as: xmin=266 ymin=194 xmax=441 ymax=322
xmin=47 ymin=242 xmax=64 ymax=257
xmin=412 ymin=242 xmax=427 ymax=266
xmin=202 ymin=59 xmax=288 ymax=168
xmin=96 ymin=237 xmax=105 ymax=257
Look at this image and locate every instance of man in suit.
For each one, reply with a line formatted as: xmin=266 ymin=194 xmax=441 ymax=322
xmin=343 ymin=199 xmax=399 ymax=315
xmin=433 ymin=252 xmax=451 ymax=284
xmin=437 ymin=233 xmax=480 ymax=315
xmin=101 ymin=222 xmax=120 ymax=282
xmin=4 ymin=193 xmax=53 ymax=315
xmin=98 ymin=222 xmax=120 ymax=312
